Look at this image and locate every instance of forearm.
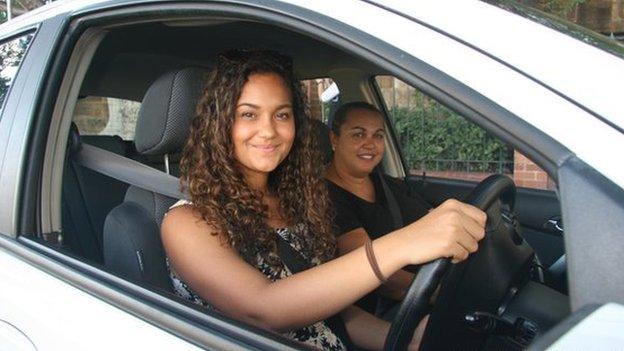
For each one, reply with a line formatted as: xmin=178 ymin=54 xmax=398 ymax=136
xmin=378 ymin=268 xmax=415 ymax=300
xmin=251 ymin=231 xmax=408 ymax=332
xmin=342 ymin=305 xmax=390 ymax=351
xmin=336 ymin=227 xmax=414 ymax=301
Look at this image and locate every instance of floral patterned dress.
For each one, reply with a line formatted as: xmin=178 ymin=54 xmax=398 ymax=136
xmin=166 ymin=200 xmax=346 ymax=351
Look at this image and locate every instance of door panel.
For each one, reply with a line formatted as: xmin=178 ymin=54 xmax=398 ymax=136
xmin=404 ymin=175 xmax=564 ymax=268
xmin=0 ymin=244 xmax=201 ymax=350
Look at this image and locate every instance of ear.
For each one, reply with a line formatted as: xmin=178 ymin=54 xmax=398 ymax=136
xmin=329 ymin=131 xmax=338 ymax=151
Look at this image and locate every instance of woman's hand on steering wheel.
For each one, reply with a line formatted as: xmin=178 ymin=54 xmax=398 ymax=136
xmin=401 ymin=199 xmax=487 ymax=265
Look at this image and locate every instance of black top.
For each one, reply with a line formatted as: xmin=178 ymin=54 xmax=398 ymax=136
xmin=327 ymin=172 xmax=431 ymax=239
xmin=326 ymin=172 xmax=431 ymax=314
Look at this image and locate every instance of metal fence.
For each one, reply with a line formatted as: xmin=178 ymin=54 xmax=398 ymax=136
xmin=410 ymin=159 xmax=515 ymax=175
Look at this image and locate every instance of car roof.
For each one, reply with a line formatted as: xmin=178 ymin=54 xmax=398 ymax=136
xmin=364 ymin=0 xmax=624 ymax=131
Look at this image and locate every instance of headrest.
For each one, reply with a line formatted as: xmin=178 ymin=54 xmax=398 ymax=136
xmin=134 ymin=67 xmax=208 ymax=156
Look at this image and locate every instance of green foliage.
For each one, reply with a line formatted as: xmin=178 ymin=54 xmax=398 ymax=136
xmin=389 ymin=93 xmax=512 ymax=173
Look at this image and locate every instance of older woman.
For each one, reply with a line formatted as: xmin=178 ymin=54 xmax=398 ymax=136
xmin=325 ymin=102 xmax=444 ymax=313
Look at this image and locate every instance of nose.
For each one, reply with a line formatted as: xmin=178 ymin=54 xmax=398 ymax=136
xmin=257 ymin=114 xmax=277 ymax=139
xmin=362 ymin=136 xmax=377 ymax=149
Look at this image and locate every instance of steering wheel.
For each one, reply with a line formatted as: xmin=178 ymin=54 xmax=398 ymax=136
xmin=383 ymin=174 xmax=521 ymax=351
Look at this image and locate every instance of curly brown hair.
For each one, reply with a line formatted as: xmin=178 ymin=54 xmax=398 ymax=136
xmin=180 ymin=50 xmax=336 ymax=267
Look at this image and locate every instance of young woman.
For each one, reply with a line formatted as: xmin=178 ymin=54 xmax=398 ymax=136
xmin=161 ymin=50 xmax=486 ymax=350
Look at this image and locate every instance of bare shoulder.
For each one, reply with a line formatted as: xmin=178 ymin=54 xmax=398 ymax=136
xmin=161 ymin=204 xmax=223 ymax=252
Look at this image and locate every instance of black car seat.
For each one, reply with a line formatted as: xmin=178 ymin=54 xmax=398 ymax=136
xmin=103 ymin=67 xmax=207 ymax=291
xmin=62 ymin=123 xmax=131 ymax=264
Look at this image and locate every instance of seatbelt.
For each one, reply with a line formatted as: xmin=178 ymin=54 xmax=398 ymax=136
xmin=75 ymin=143 xmax=187 ymax=200
xmin=377 ymin=171 xmax=404 ymax=230
xmin=275 ymin=236 xmax=355 ymax=350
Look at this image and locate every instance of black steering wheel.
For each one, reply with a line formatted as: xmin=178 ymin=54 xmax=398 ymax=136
xmin=383 ymin=174 xmax=526 ymax=351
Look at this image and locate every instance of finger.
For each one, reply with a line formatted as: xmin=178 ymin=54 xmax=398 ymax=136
xmin=457 ymin=202 xmax=487 ymax=227
xmin=450 ymin=243 xmax=470 ymax=263
xmin=454 ymin=229 xmax=479 ymax=253
xmin=459 ymin=212 xmax=486 ymax=241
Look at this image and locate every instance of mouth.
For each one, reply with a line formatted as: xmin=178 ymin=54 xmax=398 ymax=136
xmin=251 ymin=144 xmax=279 ymax=152
xmin=357 ymin=153 xmax=377 ymax=160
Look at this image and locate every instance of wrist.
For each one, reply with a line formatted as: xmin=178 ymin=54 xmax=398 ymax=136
xmin=374 ymin=228 xmax=411 ymax=272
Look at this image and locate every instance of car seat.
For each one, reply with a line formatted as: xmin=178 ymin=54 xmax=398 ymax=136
xmin=103 ymin=67 xmax=207 ymax=292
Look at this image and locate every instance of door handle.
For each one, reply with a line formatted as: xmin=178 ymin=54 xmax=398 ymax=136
xmin=543 ymin=217 xmax=563 ymax=235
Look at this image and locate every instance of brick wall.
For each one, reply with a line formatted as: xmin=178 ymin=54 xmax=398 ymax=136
xmin=513 ymin=152 xmax=555 ymax=190
xmin=577 ymin=0 xmax=624 ymax=34
xmin=302 ymin=78 xmax=335 ymax=121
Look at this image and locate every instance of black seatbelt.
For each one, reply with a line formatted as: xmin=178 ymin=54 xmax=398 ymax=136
xmin=275 ymin=236 xmax=355 ymax=350
xmin=377 ymin=171 xmax=404 ymax=231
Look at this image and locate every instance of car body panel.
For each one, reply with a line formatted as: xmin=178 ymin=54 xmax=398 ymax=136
xmin=0 ymin=243 xmax=201 ymax=350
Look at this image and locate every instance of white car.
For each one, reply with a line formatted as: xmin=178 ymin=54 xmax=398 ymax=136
xmin=0 ymin=0 xmax=623 ymax=350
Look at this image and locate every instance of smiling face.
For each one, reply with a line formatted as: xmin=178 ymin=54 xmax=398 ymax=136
xmin=331 ymin=108 xmax=385 ymax=177
xmin=231 ymin=72 xmax=296 ymax=182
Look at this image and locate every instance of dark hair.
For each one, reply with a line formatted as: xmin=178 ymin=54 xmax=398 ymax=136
xmin=330 ymin=101 xmax=382 ymax=134
xmin=180 ymin=49 xmax=336 ymax=267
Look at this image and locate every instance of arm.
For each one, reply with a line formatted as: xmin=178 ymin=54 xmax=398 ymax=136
xmin=341 ymin=305 xmax=428 ymax=351
xmin=338 ymin=228 xmax=414 ymax=300
xmin=162 ymin=199 xmax=485 ymax=333
xmin=342 ymin=305 xmax=390 ymax=350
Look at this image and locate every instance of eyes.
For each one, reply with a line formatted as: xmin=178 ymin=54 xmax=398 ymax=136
xmin=238 ymin=110 xmax=292 ymax=121
xmin=350 ymin=131 xmax=385 ymax=140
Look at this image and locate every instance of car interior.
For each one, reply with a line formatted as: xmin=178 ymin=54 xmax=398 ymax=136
xmin=24 ymin=9 xmax=572 ymax=351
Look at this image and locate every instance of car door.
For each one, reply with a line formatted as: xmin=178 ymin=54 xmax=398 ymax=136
xmin=0 ymin=9 xmax=313 ymax=350
xmin=0 ymin=14 xmax=209 ymax=350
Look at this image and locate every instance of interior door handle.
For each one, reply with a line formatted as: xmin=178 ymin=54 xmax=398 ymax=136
xmin=543 ymin=217 xmax=563 ymax=235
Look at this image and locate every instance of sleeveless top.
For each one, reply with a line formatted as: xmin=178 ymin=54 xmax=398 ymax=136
xmin=166 ymin=200 xmax=346 ymax=351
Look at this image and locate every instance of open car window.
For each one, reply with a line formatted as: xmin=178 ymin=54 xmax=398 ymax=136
xmin=375 ymin=75 xmax=556 ymax=191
